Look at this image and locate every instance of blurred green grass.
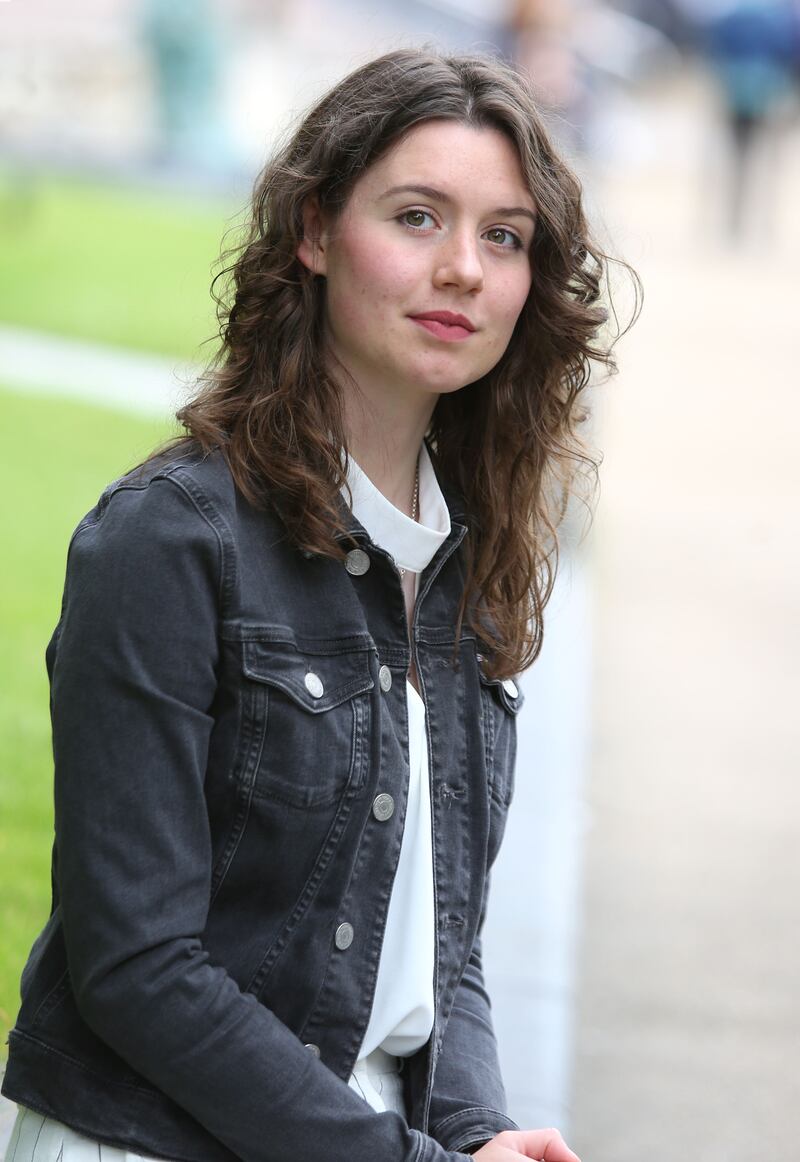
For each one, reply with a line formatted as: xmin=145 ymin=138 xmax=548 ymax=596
xmin=0 ymin=170 xmax=238 ymax=358
xmin=0 ymin=169 xmax=240 ymax=1056
xmin=0 ymin=385 xmax=175 ymax=1048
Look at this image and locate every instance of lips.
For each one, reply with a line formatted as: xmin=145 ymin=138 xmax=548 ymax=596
xmin=409 ymin=311 xmax=476 ymax=342
xmin=411 ymin=311 xmax=475 ymax=331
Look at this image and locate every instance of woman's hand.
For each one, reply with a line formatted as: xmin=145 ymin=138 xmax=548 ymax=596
xmin=471 ymin=1127 xmax=581 ymax=1161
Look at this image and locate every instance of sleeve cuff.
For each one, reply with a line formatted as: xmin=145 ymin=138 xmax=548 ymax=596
xmin=431 ymin=1107 xmax=520 ymax=1155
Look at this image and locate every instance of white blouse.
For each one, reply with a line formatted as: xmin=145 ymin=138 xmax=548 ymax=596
xmin=342 ymin=442 xmax=450 ymax=1112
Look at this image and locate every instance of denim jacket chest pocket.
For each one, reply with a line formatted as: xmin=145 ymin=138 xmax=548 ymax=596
xmin=238 ymin=638 xmax=375 ymax=809
xmin=478 ymin=666 xmax=524 ymax=810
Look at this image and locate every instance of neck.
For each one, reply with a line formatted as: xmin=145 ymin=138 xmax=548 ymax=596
xmin=340 ymin=380 xmax=435 ymax=518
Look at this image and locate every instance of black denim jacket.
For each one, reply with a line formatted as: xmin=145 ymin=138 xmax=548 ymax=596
xmin=2 ymin=444 xmax=524 ymax=1162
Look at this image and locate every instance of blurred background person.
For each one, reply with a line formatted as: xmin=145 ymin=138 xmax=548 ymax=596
xmin=507 ymin=0 xmax=679 ymax=155
xmin=509 ymin=0 xmax=589 ymax=149
xmin=698 ymin=0 xmax=800 ymax=239
xmin=138 ymin=0 xmax=235 ymax=178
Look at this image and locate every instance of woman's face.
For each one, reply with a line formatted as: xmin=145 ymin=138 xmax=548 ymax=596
xmin=298 ymin=119 xmax=536 ymax=407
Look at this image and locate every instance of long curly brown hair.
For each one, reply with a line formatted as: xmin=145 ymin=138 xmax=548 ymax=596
xmin=166 ymin=48 xmax=639 ymax=680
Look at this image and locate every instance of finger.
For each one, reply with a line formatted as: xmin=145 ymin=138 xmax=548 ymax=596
xmin=497 ymin=1127 xmax=581 ymax=1162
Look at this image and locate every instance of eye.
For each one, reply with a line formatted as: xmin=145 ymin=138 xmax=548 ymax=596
xmin=484 ymin=227 xmax=523 ymax=250
xmin=399 ymin=208 xmax=436 ymax=230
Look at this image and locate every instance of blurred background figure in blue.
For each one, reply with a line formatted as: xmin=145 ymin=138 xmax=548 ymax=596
xmin=698 ymin=0 xmax=800 ymax=239
xmin=137 ymin=0 xmax=234 ymax=178
xmin=616 ymin=0 xmax=800 ymax=242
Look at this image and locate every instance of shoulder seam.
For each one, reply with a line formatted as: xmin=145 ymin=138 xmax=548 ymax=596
xmin=160 ymin=469 xmax=237 ymax=616
xmin=67 ymin=468 xmax=237 ymax=618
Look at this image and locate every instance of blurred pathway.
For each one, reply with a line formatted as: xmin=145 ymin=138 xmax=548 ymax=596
xmin=570 ymin=93 xmax=800 ymax=1161
xmin=0 ymin=324 xmax=196 ymax=416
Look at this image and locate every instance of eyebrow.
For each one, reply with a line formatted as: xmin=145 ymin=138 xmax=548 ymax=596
xmin=378 ymin=184 xmax=537 ymax=224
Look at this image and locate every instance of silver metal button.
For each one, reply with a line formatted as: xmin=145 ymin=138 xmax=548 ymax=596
xmin=335 ymin=922 xmax=354 ymax=950
xmin=304 ymin=1042 xmax=321 ymax=1057
xmin=304 ymin=671 xmax=324 ymax=698
xmin=502 ymin=677 xmax=518 ymax=699
xmin=372 ymin=793 xmax=395 ymax=822
xmin=345 ymin=549 xmax=370 ymax=576
xmin=379 ymin=665 xmax=392 ymax=692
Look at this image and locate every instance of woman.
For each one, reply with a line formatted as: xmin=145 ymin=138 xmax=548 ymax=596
xmin=2 ymin=49 xmax=633 ymax=1162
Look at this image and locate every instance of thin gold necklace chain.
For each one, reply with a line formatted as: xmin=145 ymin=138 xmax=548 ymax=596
xmin=398 ymin=451 xmax=420 ymax=579
xmin=411 ymin=454 xmax=420 ymax=523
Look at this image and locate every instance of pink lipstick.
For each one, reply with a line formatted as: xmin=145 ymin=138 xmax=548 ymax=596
xmin=410 ymin=311 xmax=476 ymax=342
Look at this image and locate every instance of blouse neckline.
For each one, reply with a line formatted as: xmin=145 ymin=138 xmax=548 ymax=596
xmin=343 ymin=441 xmax=451 ymax=574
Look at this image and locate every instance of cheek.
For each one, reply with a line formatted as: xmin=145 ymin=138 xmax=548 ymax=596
xmin=478 ymin=273 xmax=531 ymax=364
xmin=495 ymin=271 xmax=532 ymax=337
xmin=327 ymin=232 xmax=414 ymax=329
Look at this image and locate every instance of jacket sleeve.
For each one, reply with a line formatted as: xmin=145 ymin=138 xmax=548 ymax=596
xmin=426 ymin=866 xmax=521 ymax=1155
xmin=52 ymin=472 xmax=471 ymax=1162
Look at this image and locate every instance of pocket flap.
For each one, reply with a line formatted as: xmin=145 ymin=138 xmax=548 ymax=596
xmin=478 ymin=668 xmax=525 ymax=715
xmin=243 ymin=640 xmax=374 ymax=713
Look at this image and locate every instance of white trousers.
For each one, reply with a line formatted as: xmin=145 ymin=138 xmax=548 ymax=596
xmin=4 ymin=1106 xmax=151 ymax=1162
xmin=4 ymin=1047 xmax=406 ymax=1161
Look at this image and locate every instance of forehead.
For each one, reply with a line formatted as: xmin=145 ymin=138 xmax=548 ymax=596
xmin=352 ymin=119 xmax=535 ymax=210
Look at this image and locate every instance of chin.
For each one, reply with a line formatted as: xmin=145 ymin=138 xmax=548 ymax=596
xmin=410 ymin=362 xmax=481 ymax=396
xmin=432 ymin=378 xmax=473 ymax=396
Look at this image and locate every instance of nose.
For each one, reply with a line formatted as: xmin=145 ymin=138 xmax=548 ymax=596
xmin=432 ymin=227 xmax=484 ymax=294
